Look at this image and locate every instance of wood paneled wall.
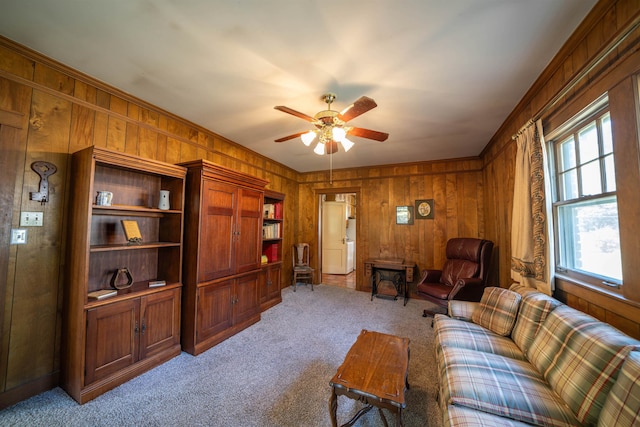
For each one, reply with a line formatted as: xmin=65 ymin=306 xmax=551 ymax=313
xmin=481 ymin=0 xmax=640 ymax=339
xmin=0 ymin=37 xmax=299 ymax=408
xmin=297 ymin=159 xmax=487 ymax=291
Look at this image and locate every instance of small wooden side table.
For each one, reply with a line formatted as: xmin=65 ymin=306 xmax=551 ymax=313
xmin=364 ymin=258 xmax=416 ymax=306
xmin=329 ymin=330 xmax=410 ymax=427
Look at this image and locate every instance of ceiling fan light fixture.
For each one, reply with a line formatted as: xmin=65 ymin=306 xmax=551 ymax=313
xmin=332 ymin=126 xmax=346 ymax=142
xmin=301 ymin=130 xmax=316 ymax=146
xmin=274 ymin=94 xmax=388 ymax=172
xmin=340 ymin=137 xmax=354 ymax=152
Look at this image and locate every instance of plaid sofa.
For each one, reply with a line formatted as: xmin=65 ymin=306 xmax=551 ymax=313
xmin=433 ymin=284 xmax=640 ymax=427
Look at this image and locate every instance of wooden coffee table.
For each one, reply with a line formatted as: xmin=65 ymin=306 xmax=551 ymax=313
xmin=329 ymin=329 xmax=410 ymax=427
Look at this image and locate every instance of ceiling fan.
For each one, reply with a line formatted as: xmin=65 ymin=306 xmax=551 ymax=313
xmin=274 ymin=93 xmax=389 ymax=155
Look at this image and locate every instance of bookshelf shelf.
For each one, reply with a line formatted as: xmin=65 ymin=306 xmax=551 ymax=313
xmin=63 ymin=146 xmax=185 ymax=404
xmin=260 ymin=190 xmax=284 ymax=311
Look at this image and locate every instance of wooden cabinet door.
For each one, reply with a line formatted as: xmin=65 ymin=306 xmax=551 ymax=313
xmin=85 ymin=299 xmax=140 ymax=385
xmin=259 ymin=268 xmax=269 ymax=305
xmin=199 ymin=180 xmax=236 ymax=282
xmin=196 ymin=280 xmax=233 ymax=343
xmin=235 ymin=188 xmax=263 ymax=274
xmin=234 ymin=272 xmax=259 ymax=325
xmin=260 ymin=264 xmax=282 ymax=304
xmin=268 ymin=264 xmax=282 ymax=300
xmin=139 ymin=288 xmax=181 ymax=360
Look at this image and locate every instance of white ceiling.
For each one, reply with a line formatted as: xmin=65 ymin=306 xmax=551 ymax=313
xmin=0 ymin=0 xmax=597 ymax=172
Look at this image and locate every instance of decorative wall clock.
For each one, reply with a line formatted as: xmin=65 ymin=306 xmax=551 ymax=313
xmin=415 ymin=199 xmax=434 ymax=219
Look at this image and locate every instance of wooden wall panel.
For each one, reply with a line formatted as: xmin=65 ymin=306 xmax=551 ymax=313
xmin=69 ymin=104 xmax=95 ymax=153
xmin=0 ymin=36 xmax=300 ymax=408
xmin=481 ymin=0 xmax=640 ymax=333
xmin=482 ymin=142 xmax=517 ymax=288
xmin=0 ymin=107 xmax=28 ymax=397
xmin=609 ymin=77 xmax=640 ymax=302
xmin=6 ymin=88 xmax=71 ymax=390
xmin=0 ymin=79 xmax=33 ymax=402
xmin=298 ymin=162 xmax=485 ymax=292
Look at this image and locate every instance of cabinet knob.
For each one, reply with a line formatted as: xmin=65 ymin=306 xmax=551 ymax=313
xmin=134 ymin=321 xmax=139 ymax=334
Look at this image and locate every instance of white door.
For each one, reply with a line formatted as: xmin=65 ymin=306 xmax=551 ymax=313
xmin=322 ymin=201 xmax=347 ymax=274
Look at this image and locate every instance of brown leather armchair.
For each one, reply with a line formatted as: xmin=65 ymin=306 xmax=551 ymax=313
xmin=417 ymin=238 xmax=493 ymax=318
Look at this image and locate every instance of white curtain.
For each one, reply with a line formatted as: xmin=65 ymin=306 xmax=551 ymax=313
xmin=511 ymin=120 xmax=555 ymax=295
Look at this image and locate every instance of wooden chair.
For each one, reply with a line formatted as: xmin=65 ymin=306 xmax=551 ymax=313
xmin=292 ymin=243 xmax=315 ymax=291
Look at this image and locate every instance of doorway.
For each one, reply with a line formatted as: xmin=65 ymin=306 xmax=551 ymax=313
xmin=318 ymin=192 xmax=357 ymax=289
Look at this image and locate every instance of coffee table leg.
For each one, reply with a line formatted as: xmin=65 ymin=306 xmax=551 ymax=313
xmin=378 ymin=408 xmax=389 ymax=427
xmin=396 ymin=408 xmax=403 ymax=427
xmin=329 ymin=388 xmax=338 ymax=427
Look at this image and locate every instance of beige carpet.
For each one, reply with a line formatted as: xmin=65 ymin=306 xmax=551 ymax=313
xmin=0 ymin=284 xmax=444 ymax=427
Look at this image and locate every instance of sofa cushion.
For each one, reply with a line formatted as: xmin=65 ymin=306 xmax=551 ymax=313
xmin=598 ymin=351 xmax=640 ymax=427
xmin=441 ymin=346 xmax=580 ymax=427
xmin=510 ymin=290 xmax=562 ymax=354
xmin=509 ymin=282 xmax=542 ymax=297
xmin=527 ymin=305 xmax=640 ymax=425
xmin=445 ymin=404 xmax=536 ymax=427
xmin=447 ymin=300 xmax=479 ymax=322
xmin=434 ymin=314 xmax=526 ymax=361
xmin=472 ymin=287 xmax=522 ymax=336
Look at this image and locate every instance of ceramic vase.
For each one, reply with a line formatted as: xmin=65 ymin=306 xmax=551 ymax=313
xmin=158 ymin=190 xmax=170 ymax=210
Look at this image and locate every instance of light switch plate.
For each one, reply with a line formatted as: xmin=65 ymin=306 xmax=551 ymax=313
xmin=10 ymin=229 xmax=27 ymax=244
xmin=20 ymin=212 xmax=43 ymax=227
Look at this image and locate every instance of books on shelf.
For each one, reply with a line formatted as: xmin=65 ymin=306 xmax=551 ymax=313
xmin=121 ymin=219 xmax=142 ymax=244
xmin=263 ymin=202 xmax=282 ymax=220
xmin=262 ymin=222 xmax=280 ymax=239
xmin=263 ymin=243 xmax=279 ymax=263
xmin=88 ymin=289 xmax=118 ymax=300
xmin=263 ymin=204 xmax=275 ymax=219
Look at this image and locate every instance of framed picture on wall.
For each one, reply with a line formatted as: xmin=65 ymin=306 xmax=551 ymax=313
xmin=396 ymin=206 xmax=414 ymax=225
xmin=415 ymin=199 xmax=434 ymax=219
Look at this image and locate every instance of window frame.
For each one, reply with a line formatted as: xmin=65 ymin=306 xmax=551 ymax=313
xmin=548 ymin=101 xmax=622 ymax=291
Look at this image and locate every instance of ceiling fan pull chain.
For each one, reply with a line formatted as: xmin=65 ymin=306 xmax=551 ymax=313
xmin=330 ymin=149 xmax=333 ymax=184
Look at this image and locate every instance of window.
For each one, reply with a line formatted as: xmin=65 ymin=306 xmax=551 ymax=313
xmin=550 ymin=105 xmax=622 ymax=288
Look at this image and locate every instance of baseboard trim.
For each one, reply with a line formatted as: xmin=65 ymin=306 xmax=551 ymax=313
xmin=0 ymin=372 xmax=59 ymax=410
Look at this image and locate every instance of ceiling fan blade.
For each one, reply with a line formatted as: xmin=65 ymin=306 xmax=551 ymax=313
xmin=274 ymin=106 xmax=315 ymax=122
xmin=274 ymin=131 xmax=307 ymax=143
xmin=338 ymin=96 xmax=378 ymax=122
xmin=348 ymin=127 xmax=389 ymax=142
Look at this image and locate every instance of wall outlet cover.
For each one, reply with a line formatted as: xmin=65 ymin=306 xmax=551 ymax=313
xmin=10 ymin=229 xmax=27 ymax=244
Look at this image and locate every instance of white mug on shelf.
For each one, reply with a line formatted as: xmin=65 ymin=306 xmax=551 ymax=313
xmin=96 ymin=191 xmax=113 ymax=206
xmin=158 ymin=190 xmax=170 ymax=210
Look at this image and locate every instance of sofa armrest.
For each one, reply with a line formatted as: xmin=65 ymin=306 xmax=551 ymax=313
xmin=448 ymin=300 xmax=479 ymax=321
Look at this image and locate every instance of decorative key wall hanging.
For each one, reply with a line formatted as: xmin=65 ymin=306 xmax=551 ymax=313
xmin=30 ymin=161 xmax=57 ymax=204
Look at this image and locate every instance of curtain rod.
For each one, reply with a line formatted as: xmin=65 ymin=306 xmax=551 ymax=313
xmin=512 ymin=9 xmax=640 ymax=141
xmin=512 ymin=120 xmax=534 ymax=140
